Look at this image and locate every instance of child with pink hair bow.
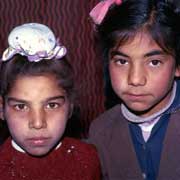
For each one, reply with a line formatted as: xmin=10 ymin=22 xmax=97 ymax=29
xmin=88 ymin=0 xmax=180 ymax=179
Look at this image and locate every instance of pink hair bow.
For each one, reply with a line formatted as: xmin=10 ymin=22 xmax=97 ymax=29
xmin=90 ymin=0 xmax=122 ymax=25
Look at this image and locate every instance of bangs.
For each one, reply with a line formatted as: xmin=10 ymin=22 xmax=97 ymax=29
xmin=109 ymin=26 xmax=175 ymax=57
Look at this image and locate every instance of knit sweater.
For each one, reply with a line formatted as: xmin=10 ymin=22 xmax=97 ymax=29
xmin=0 ymin=137 xmax=101 ymax=180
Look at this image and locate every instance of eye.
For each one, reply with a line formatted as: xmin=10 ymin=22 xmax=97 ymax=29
xmin=113 ymin=58 xmax=128 ymax=65
xmin=149 ymin=60 xmax=162 ymax=67
xmin=45 ymin=97 xmax=66 ymax=110
xmin=46 ymin=102 xmax=60 ymax=109
xmin=13 ymin=104 xmax=28 ymax=111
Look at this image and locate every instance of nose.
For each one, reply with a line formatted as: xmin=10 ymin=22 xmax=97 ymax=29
xmin=29 ymin=108 xmax=47 ymax=129
xmin=128 ymin=64 xmax=146 ymax=86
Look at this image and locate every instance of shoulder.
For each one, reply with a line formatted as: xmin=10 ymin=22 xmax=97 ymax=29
xmin=91 ymin=104 xmax=122 ymax=127
xmin=89 ymin=104 xmax=123 ymax=136
xmin=61 ymin=137 xmax=100 ymax=171
xmin=0 ymin=138 xmax=12 ymax=155
xmin=0 ymin=138 xmax=16 ymax=172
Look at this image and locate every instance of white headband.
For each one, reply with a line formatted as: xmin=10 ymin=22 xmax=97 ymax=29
xmin=2 ymin=23 xmax=67 ymax=62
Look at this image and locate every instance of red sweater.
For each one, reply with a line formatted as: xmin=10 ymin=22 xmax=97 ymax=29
xmin=0 ymin=137 xmax=101 ymax=180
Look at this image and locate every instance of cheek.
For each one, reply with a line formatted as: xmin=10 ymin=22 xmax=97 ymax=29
xmin=48 ymin=112 xmax=69 ymax=136
xmin=6 ymin=116 xmax=26 ymax=143
xmin=109 ymin=67 xmax=126 ymax=91
xmin=144 ymin=71 xmax=175 ymax=107
xmin=152 ymin=77 xmax=173 ymax=97
xmin=5 ymin=108 xmax=27 ymax=127
xmin=151 ymin=68 xmax=175 ymax=91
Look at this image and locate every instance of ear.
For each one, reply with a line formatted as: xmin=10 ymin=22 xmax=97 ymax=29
xmin=0 ymin=96 xmax=4 ymax=120
xmin=68 ymin=103 xmax=74 ymax=119
xmin=175 ymin=65 xmax=180 ymax=77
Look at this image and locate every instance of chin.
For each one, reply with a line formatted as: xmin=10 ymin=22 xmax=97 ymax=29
xmin=26 ymin=148 xmax=52 ymax=157
xmin=125 ymin=103 xmax=152 ymax=114
xmin=127 ymin=104 xmax=149 ymax=112
xmin=128 ymin=105 xmax=156 ymax=117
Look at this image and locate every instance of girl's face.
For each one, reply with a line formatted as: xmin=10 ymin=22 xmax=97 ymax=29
xmin=3 ymin=74 xmax=72 ymax=156
xmin=109 ymin=32 xmax=180 ymax=117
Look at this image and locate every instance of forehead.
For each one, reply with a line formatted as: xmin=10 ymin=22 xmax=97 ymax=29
xmin=7 ymin=74 xmax=65 ymax=98
xmin=113 ymin=32 xmax=164 ymax=55
xmin=117 ymin=32 xmax=159 ymax=49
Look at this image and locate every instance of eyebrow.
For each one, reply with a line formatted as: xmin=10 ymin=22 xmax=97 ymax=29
xmin=6 ymin=95 xmax=65 ymax=104
xmin=144 ymin=50 xmax=165 ymax=57
xmin=110 ymin=49 xmax=165 ymax=59
xmin=110 ymin=51 xmax=129 ymax=58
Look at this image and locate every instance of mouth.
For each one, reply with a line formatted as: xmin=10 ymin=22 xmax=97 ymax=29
xmin=26 ymin=137 xmax=51 ymax=146
xmin=124 ymin=93 xmax=149 ymax=101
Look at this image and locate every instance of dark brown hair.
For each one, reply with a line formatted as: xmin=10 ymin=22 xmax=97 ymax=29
xmin=0 ymin=55 xmax=75 ymax=102
xmin=97 ymin=0 xmax=180 ymax=66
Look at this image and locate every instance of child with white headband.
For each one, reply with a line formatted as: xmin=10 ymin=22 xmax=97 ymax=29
xmin=0 ymin=23 xmax=101 ymax=180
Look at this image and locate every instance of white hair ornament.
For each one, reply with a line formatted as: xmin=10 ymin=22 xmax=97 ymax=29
xmin=2 ymin=23 xmax=67 ymax=62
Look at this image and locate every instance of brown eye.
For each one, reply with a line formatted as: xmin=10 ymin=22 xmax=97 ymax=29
xmin=45 ymin=97 xmax=65 ymax=110
xmin=46 ymin=103 xmax=59 ymax=109
xmin=114 ymin=59 xmax=128 ymax=65
xmin=150 ymin=60 xmax=161 ymax=67
xmin=14 ymin=104 xmax=28 ymax=111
